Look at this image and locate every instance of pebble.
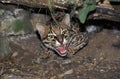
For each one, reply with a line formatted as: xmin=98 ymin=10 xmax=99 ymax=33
xmin=59 ymin=59 xmax=72 ymax=65
xmin=64 ymin=69 xmax=73 ymax=75
xmin=58 ymin=69 xmax=73 ymax=78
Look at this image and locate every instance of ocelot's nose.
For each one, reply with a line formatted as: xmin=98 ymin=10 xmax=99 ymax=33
xmin=57 ymin=35 xmax=63 ymax=44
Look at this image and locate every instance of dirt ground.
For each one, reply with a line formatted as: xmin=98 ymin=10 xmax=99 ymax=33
xmin=0 ymin=20 xmax=120 ymax=79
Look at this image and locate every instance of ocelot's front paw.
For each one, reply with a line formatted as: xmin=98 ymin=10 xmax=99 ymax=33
xmin=40 ymin=49 xmax=52 ymax=59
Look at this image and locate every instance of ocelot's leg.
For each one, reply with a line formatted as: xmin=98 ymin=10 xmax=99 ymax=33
xmin=40 ymin=48 xmax=52 ymax=59
xmin=67 ymin=32 xmax=88 ymax=57
xmin=39 ymin=44 xmax=52 ymax=59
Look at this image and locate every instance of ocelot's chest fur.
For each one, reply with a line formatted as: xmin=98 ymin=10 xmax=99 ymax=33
xmin=36 ymin=14 xmax=88 ymax=57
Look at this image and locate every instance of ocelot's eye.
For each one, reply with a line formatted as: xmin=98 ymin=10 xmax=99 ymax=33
xmin=62 ymin=29 xmax=68 ymax=35
xmin=48 ymin=35 xmax=54 ymax=39
xmin=48 ymin=34 xmax=56 ymax=41
xmin=62 ymin=29 xmax=68 ymax=37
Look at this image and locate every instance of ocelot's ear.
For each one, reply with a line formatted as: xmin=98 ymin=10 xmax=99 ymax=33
xmin=36 ymin=23 xmax=50 ymax=39
xmin=61 ymin=14 xmax=70 ymax=27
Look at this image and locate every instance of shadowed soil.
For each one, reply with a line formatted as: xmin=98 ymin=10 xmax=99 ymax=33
xmin=0 ymin=28 xmax=120 ymax=79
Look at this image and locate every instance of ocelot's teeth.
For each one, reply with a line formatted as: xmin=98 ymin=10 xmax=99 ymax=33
xmin=55 ymin=45 xmax=67 ymax=56
xmin=55 ymin=40 xmax=61 ymax=47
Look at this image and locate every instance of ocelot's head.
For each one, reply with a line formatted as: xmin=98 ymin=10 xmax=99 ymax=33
xmin=36 ymin=14 xmax=73 ymax=56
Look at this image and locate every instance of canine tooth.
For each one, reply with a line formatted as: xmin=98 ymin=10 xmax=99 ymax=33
xmin=56 ymin=40 xmax=61 ymax=46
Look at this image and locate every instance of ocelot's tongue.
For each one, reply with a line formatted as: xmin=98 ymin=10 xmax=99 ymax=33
xmin=56 ymin=45 xmax=66 ymax=54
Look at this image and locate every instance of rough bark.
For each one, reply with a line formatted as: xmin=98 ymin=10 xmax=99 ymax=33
xmin=0 ymin=0 xmax=120 ymax=22
xmin=88 ymin=6 xmax=120 ymax=22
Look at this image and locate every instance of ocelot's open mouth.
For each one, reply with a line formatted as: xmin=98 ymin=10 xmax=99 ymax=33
xmin=56 ymin=45 xmax=67 ymax=56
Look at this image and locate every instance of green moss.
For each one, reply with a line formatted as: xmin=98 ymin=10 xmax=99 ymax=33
xmin=13 ymin=19 xmax=24 ymax=33
xmin=12 ymin=18 xmax=33 ymax=34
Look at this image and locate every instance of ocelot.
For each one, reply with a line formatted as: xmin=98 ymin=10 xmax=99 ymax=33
xmin=36 ymin=14 xmax=88 ymax=57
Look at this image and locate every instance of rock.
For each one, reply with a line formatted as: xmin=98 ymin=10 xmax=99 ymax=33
xmin=59 ymin=59 xmax=72 ymax=65
xmin=86 ymin=25 xmax=102 ymax=34
xmin=0 ymin=37 xmax=11 ymax=59
xmin=0 ymin=9 xmax=33 ymax=36
xmin=0 ymin=8 xmax=34 ymax=59
xmin=50 ymin=76 xmax=57 ymax=79
xmin=64 ymin=69 xmax=73 ymax=75
xmin=58 ymin=69 xmax=73 ymax=78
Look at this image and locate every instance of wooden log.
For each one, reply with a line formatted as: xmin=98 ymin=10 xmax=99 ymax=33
xmin=0 ymin=0 xmax=120 ymax=22
xmin=0 ymin=0 xmax=82 ymax=11
xmin=88 ymin=6 xmax=120 ymax=22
